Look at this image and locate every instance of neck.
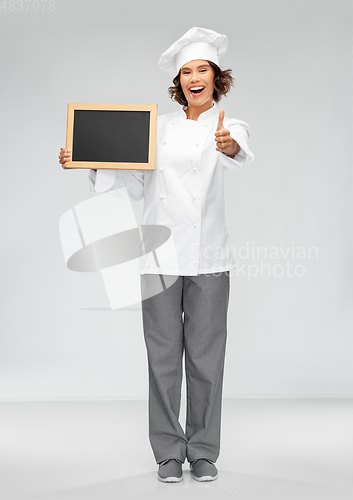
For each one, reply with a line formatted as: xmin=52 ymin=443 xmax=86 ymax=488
xmin=185 ymin=101 xmax=213 ymax=121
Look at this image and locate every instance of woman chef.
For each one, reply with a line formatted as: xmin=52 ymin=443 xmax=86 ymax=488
xmin=59 ymin=27 xmax=254 ymax=483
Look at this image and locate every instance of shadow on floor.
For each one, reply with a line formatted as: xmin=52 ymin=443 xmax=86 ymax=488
xmin=23 ymin=470 xmax=353 ymax=500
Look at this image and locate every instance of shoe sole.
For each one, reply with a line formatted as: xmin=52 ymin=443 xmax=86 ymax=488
xmin=158 ymin=475 xmax=183 ymax=482
xmin=190 ymin=471 xmax=218 ymax=482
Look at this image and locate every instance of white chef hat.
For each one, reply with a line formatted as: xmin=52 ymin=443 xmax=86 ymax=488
xmin=158 ymin=27 xmax=228 ymax=77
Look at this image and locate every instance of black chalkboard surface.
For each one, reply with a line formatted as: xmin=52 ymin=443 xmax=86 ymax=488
xmin=65 ymin=103 xmax=157 ymax=170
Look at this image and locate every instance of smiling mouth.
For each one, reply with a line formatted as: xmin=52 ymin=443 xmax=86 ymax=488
xmin=189 ymin=86 xmax=205 ymax=96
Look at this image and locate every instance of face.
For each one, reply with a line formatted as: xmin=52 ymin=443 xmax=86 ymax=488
xmin=179 ymin=60 xmax=215 ymax=108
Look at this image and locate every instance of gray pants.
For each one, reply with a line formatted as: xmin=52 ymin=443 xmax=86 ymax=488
xmin=140 ymin=271 xmax=230 ymax=465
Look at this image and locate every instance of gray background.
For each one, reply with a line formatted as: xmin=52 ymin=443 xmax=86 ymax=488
xmin=0 ymin=0 xmax=351 ymax=400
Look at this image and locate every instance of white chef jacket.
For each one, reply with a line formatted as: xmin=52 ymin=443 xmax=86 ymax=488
xmin=88 ymin=102 xmax=254 ymax=276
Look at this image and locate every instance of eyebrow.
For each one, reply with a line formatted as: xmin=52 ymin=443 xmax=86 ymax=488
xmin=181 ymin=64 xmax=210 ymax=71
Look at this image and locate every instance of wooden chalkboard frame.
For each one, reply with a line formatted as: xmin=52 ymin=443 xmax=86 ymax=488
xmin=65 ymin=103 xmax=158 ymax=170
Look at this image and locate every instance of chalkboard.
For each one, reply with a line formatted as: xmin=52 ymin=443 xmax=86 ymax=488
xmin=65 ymin=103 xmax=157 ymax=170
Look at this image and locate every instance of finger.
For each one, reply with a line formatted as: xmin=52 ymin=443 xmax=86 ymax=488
xmin=215 ymin=129 xmax=230 ymax=138
xmin=59 ymin=153 xmax=71 ymax=161
xmin=216 ymin=139 xmax=231 ymax=150
xmin=60 ymin=148 xmax=71 ymax=155
xmin=217 ymin=109 xmax=225 ymax=131
xmin=216 ymin=136 xmax=231 ymax=146
xmin=59 ymin=155 xmax=71 ymax=163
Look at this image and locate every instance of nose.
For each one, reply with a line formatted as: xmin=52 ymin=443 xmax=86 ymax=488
xmin=190 ymin=72 xmax=200 ymax=82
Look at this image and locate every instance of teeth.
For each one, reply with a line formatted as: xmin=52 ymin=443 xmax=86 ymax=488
xmin=190 ymin=87 xmax=204 ymax=91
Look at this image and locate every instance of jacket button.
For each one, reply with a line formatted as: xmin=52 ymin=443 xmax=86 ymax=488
xmin=193 ymin=223 xmax=197 ymax=227
xmin=160 ymin=168 xmax=164 ymax=172
xmin=160 ymin=194 xmax=164 ymax=199
xmin=192 ymin=196 xmax=196 ymax=200
xmin=195 ymin=142 xmax=199 ymax=146
xmin=192 ymin=167 xmax=196 ymax=172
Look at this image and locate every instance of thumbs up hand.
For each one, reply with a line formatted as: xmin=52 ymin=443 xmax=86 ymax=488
xmin=215 ymin=109 xmax=240 ymax=158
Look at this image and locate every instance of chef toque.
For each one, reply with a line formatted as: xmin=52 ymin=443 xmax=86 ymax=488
xmin=158 ymin=27 xmax=228 ymax=77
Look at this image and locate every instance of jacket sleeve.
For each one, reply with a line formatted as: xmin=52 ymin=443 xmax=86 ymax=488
xmin=219 ymin=118 xmax=255 ymax=169
xmin=88 ymin=169 xmax=144 ymax=201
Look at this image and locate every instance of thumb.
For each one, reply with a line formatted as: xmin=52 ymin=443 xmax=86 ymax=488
xmin=217 ymin=109 xmax=225 ymax=131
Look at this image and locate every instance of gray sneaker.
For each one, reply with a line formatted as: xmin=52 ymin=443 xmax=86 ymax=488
xmin=190 ymin=458 xmax=218 ymax=481
xmin=158 ymin=459 xmax=183 ymax=482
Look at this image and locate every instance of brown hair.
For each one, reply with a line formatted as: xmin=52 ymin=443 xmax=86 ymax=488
xmin=168 ymin=61 xmax=235 ymax=106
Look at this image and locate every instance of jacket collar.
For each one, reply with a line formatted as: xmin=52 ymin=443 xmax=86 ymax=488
xmin=179 ymin=102 xmax=219 ymax=122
